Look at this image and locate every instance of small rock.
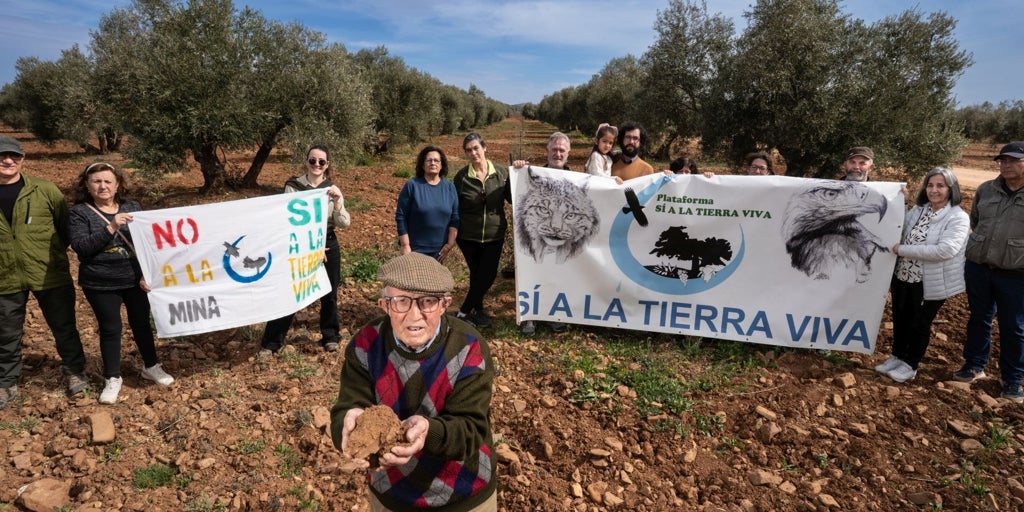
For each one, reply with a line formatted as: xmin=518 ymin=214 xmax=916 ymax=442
xmin=86 ymin=412 xmax=116 ymax=444
xmin=511 ymin=399 xmax=527 ymax=413
xmin=748 ymin=469 xmax=782 ymax=486
xmin=835 ymin=373 xmax=856 ymax=388
xmin=849 ymin=423 xmax=870 ymax=436
xmin=603 ymin=492 xmax=624 ymax=507
xmin=907 ymin=491 xmax=941 ymax=506
xmin=570 ymin=482 xmax=583 ymax=498
xmin=942 ymin=380 xmax=972 ymax=391
xmin=197 ymin=458 xmax=217 ymax=469
xmin=1007 ymin=477 xmax=1024 ymax=500
xmin=755 ymin=422 xmax=782 ymax=443
xmin=947 ymin=419 xmax=983 ymax=438
xmin=539 ymin=396 xmax=558 ymax=408
xmin=754 ymin=405 xmax=776 ymax=420
xmin=977 ymin=392 xmax=1000 ymax=409
xmin=586 ymin=481 xmax=608 ymax=503
xmin=683 ymin=449 xmax=697 ymax=463
xmin=311 ymin=406 xmax=331 ymax=429
xmin=494 ymin=443 xmax=520 ymax=465
xmin=884 ymin=386 xmax=901 ymax=399
xmin=589 ymin=448 xmax=612 ymax=458
xmin=17 ymin=478 xmax=71 ymax=512
xmin=740 ymin=498 xmax=757 ymax=512
xmin=779 ymin=481 xmax=797 ymax=494
xmin=961 ymin=439 xmax=984 ymax=456
xmin=604 ymin=437 xmax=624 ymax=451
xmin=817 ymin=493 xmax=840 ymax=508
xmin=542 ymin=441 xmax=553 ymax=460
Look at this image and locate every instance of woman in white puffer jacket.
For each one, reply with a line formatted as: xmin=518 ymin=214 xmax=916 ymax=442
xmin=876 ymin=167 xmax=969 ymax=383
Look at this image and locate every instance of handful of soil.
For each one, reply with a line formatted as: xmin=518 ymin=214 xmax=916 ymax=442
xmin=346 ymin=405 xmax=409 ymax=466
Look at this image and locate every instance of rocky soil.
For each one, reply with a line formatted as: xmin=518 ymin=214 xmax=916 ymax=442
xmin=2 ymin=119 xmax=1023 ymax=511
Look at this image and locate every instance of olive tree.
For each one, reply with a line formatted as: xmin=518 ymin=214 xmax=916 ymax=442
xmin=91 ymin=0 xmax=371 ymax=192
xmin=637 ymin=0 xmax=733 ymax=158
xmin=703 ymin=0 xmax=970 ymax=178
xmin=0 ymin=48 xmax=122 ymax=153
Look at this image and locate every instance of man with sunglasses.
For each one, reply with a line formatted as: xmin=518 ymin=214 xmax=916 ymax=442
xmin=331 ymin=252 xmax=497 ymax=511
xmin=0 ymin=136 xmax=89 ymax=409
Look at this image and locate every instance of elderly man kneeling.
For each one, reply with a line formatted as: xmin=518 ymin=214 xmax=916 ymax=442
xmin=330 ymin=252 xmax=497 ymax=511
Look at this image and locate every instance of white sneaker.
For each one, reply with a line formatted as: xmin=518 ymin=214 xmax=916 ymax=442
xmin=886 ymin=361 xmax=917 ymax=383
xmin=874 ymin=355 xmax=902 ymax=374
xmin=99 ymin=377 xmax=123 ymax=404
xmin=141 ymin=364 xmax=175 ymax=386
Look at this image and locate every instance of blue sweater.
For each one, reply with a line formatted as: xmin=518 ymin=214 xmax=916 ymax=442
xmin=396 ymin=177 xmax=460 ymax=257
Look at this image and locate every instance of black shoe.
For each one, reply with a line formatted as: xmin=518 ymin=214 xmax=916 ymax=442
xmin=472 ymin=310 xmax=493 ymax=328
xmin=456 ymin=311 xmax=477 ymax=327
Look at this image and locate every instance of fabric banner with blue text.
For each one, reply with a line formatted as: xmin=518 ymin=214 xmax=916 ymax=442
xmin=510 ymin=167 xmax=906 ymax=354
xmin=127 ymin=189 xmax=332 ymax=337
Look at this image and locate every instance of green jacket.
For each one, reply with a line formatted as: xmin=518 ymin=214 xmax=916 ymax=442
xmin=452 ymin=161 xmax=510 ymax=243
xmin=0 ymin=175 xmax=73 ymax=294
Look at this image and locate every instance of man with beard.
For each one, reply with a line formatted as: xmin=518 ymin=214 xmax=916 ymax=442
xmin=840 ymin=146 xmax=875 ymax=181
xmin=611 ymin=121 xmax=654 ymax=181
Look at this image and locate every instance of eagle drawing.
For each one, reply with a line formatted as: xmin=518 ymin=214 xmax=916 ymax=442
xmin=781 ymin=181 xmax=888 ymax=283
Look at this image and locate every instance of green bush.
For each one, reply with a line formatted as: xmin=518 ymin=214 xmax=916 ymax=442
xmin=345 ymin=250 xmax=381 ymax=282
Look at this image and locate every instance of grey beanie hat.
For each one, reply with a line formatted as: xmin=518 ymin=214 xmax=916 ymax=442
xmin=377 ymin=252 xmax=454 ymax=294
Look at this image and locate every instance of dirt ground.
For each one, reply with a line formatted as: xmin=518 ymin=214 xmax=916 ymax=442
xmin=2 ymin=119 xmax=1023 ymax=511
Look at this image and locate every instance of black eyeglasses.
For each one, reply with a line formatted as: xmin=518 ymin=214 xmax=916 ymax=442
xmin=382 ymin=295 xmax=446 ymax=313
xmin=0 ymin=152 xmax=24 ymax=161
xmin=424 ymin=158 xmax=442 ymax=164
xmin=308 ymin=158 xmax=327 ymax=166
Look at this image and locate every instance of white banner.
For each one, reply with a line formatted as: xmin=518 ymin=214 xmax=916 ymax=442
xmin=511 ymin=167 xmax=905 ymax=354
xmin=128 ymin=190 xmax=331 ymax=337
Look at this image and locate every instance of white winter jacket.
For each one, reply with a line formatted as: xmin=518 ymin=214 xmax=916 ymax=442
xmin=896 ymin=203 xmax=969 ymax=300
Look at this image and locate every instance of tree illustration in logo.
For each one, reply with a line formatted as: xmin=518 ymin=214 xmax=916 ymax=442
xmin=648 ymin=226 xmax=733 ymax=284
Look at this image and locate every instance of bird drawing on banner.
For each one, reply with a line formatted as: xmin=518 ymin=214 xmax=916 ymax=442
xmin=622 ymin=188 xmax=649 ymax=227
xmin=222 ymin=242 xmax=240 ymax=257
xmin=781 ymin=181 xmax=889 ymax=283
xmin=243 ymin=256 xmax=267 ymax=270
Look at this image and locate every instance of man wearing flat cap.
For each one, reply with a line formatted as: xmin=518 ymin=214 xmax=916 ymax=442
xmin=330 ymin=252 xmax=497 ymax=511
xmin=0 ymin=136 xmax=88 ymax=410
xmin=956 ymin=141 xmax=1024 ymax=403
xmin=840 ymin=146 xmax=875 ymax=182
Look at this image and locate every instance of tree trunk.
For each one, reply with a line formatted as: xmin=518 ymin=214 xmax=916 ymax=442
xmin=195 ymin=142 xmax=226 ymax=193
xmin=241 ymin=124 xmax=285 ymax=187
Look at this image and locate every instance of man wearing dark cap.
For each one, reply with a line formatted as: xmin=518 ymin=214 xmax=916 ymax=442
xmin=841 ymin=146 xmax=875 ymax=181
xmin=956 ymin=141 xmax=1024 ymax=402
xmin=0 ymin=136 xmax=89 ymax=409
xmin=330 ymin=252 xmax=497 ymax=511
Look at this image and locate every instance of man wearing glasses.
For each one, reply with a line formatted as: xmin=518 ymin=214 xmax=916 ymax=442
xmin=331 ymin=252 xmax=497 ymax=511
xmin=611 ymin=121 xmax=655 ymax=181
xmin=0 ymin=136 xmax=89 ymax=409
xmin=957 ymin=141 xmax=1024 ymax=402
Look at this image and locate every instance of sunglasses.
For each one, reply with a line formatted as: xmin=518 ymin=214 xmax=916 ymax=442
xmin=308 ymin=158 xmax=328 ymax=166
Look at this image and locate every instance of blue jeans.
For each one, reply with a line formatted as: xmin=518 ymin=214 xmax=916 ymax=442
xmin=964 ymin=260 xmax=1024 ymax=386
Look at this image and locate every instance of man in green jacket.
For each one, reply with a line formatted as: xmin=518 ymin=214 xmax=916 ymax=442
xmin=0 ymin=136 xmax=88 ymax=409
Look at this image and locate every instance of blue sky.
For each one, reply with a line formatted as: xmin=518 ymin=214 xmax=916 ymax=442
xmin=1 ymin=0 xmax=1018 ymax=107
